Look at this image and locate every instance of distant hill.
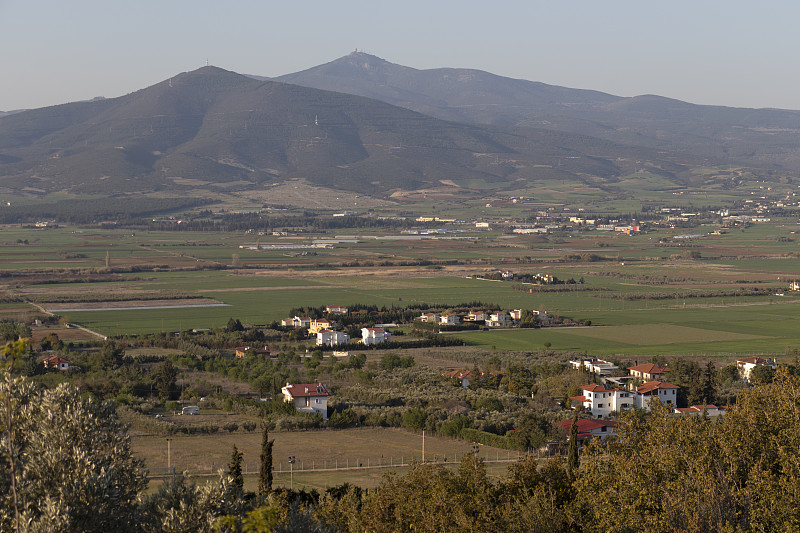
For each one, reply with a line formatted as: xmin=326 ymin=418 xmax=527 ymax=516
xmin=0 ymin=66 xmax=692 ymax=198
xmin=275 ymin=52 xmax=800 ymax=172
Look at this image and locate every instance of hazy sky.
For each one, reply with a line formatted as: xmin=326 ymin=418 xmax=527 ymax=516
xmin=2 ymin=0 xmax=798 ymax=111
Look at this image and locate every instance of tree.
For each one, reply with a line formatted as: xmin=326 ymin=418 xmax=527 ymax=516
xmin=228 ymin=445 xmax=244 ymax=491
xmin=0 ymin=352 xmax=147 ymax=532
xmin=96 ymin=340 xmax=125 ymax=369
xmin=0 ymin=321 xmax=30 ymax=343
xmin=226 ymin=318 xmax=244 ymax=333
xmin=40 ymin=332 xmax=64 ymax=352
xmin=259 ymin=424 xmax=274 ymax=496
xmin=750 ymin=364 xmax=775 ymax=384
xmin=567 ymin=409 xmax=579 ymax=475
xmin=401 ymin=408 xmax=427 ymax=431
xmin=155 ymin=359 xmax=177 ymax=400
xmin=688 ymin=361 xmax=719 ymax=405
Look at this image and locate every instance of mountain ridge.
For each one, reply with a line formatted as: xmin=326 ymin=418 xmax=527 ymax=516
xmin=274 ymin=52 xmax=800 ymax=172
xmin=0 ymin=66 xmax=678 ymax=198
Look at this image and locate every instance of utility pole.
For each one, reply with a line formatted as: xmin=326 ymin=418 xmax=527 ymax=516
xmin=166 ymin=438 xmax=173 ymax=479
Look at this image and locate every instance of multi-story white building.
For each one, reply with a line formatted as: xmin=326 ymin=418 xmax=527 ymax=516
xmin=571 ymin=381 xmax=680 ymax=417
xmin=418 ymin=312 xmax=440 ymax=323
xmin=486 ymin=313 xmax=511 ymax=327
xmin=570 ymin=358 xmax=619 ymax=375
xmin=571 ymin=385 xmax=635 ymax=418
xmin=440 ymin=314 xmax=461 ymax=325
xmin=736 ymin=357 xmax=777 ymax=382
xmin=633 ymin=381 xmax=679 ymax=410
xmin=628 ymin=363 xmax=668 ymax=382
xmin=316 ymin=330 xmax=350 ymax=346
xmin=362 ymin=327 xmax=391 ymax=345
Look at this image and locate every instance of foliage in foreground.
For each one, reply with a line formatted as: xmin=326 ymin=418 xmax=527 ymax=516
xmin=5 ymin=332 xmax=800 ymax=531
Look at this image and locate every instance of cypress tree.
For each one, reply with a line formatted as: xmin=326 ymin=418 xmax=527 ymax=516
xmin=228 ymin=444 xmax=243 ymax=490
xmin=567 ymin=409 xmax=580 ymax=475
xmin=259 ymin=423 xmax=274 ymax=496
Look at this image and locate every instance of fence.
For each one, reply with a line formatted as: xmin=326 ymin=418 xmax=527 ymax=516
xmin=146 ymin=449 xmax=524 ymax=479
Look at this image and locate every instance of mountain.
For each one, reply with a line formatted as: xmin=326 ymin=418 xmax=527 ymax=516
xmin=0 ymin=66 xmax=691 ymax=198
xmin=275 ymin=52 xmax=800 ymax=172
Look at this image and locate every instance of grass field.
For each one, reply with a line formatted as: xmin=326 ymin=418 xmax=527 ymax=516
xmin=133 ymin=426 xmax=520 ymax=490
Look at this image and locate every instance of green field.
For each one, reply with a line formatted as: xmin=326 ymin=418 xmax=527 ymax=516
xmin=3 ymin=206 xmax=800 ymax=357
xmin=452 ymin=300 xmax=800 ymax=357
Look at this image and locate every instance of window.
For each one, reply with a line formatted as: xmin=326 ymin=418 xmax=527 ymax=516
xmin=597 ymin=403 xmax=604 ymax=408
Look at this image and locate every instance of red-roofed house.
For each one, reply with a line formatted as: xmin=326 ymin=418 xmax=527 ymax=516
xmin=316 ymin=330 xmax=350 ymax=346
xmin=362 ymin=327 xmax=390 ymax=345
xmin=283 ymin=316 xmax=312 ymax=328
xmin=559 ymin=419 xmax=617 ymax=443
xmin=43 ymin=355 xmax=70 ymax=371
xmin=571 ymin=384 xmax=635 ymax=418
xmin=444 ymin=369 xmax=484 ymax=389
xmin=634 ymin=381 xmax=679 ymax=410
xmin=282 ymin=382 xmax=329 ymax=419
xmin=418 ymin=312 xmax=440 ymax=323
xmin=309 ymin=318 xmax=333 ymax=334
xmin=736 ymin=357 xmax=777 ymax=382
xmin=235 ymin=346 xmax=270 ymax=358
xmin=674 ymin=405 xmax=725 ymax=416
xmin=628 ymin=363 xmax=668 ymax=382
xmin=440 ymin=314 xmax=461 ymax=325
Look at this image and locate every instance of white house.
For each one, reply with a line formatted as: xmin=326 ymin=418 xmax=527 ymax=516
xmin=444 ymin=369 xmax=483 ymax=389
xmin=736 ymin=357 xmax=777 ymax=382
xmin=325 ymin=305 xmax=349 ymax=315
xmin=570 ymin=358 xmax=619 ymax=375
xmin=531 ymin=310 xmax=552 ymax=324
xmin=362 ymin=327 xmax=391 ymax=345
xmin=440 ymin=314 xmax=461 ymax=325
xmin=418 ymin=312 xmax=440 ymax=323
xmin=510 ymin=309 xmax=523 ymax=321
xmin=634 ymin=381 xmax=680 ymax=410
xmin=486 ymin=313 xmax=511 ymax=327
xmin=628 ymin=363 xmax=668 ymax=382
xmin=43 ymin=355 xmax=70 ymax=371
xmin=559 ymin=419 xmax=617 ymax=443
xmin=282 ymin=382 xmax=329 ymax=419
xmin=570 ymin=384 xmax=634 ymax=418
xmin=283 ymin=316 xmax=311 ymax=328
xmin=316 ymin=330 xmax=350 ymax=346
xmin=571 ymin=381 xmax=680 ymax=417
xmin=675 ymin=404 xmax=725 ymax=416
xmin=465 ymin=311 xmax=488 ymax=322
